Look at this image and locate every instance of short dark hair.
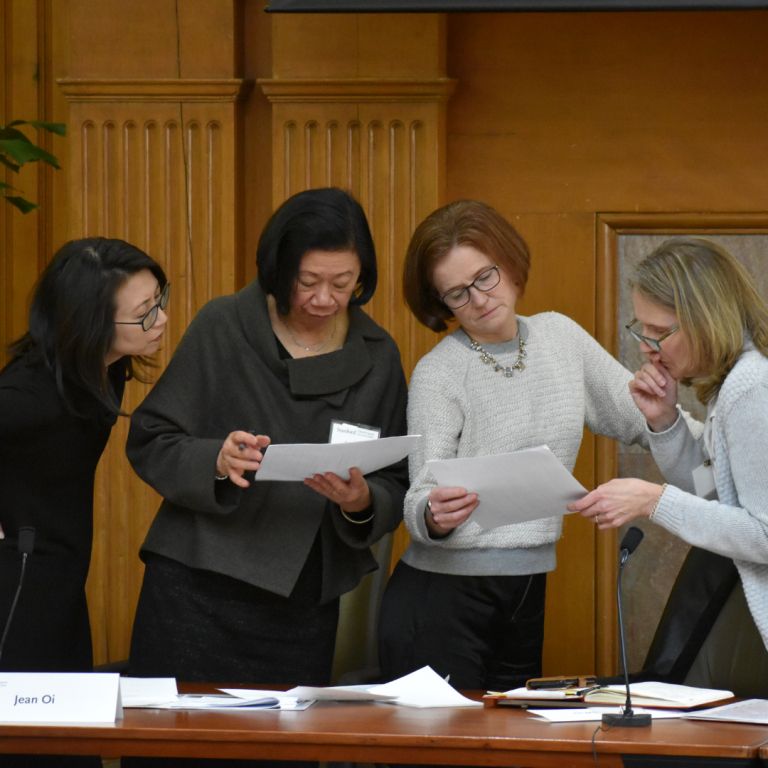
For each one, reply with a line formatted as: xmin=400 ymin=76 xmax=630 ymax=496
xmin=257 ymin=188 xmax=377 ymax=316
xmin=8 ymin=238 xmax=167 ymax=414
xmin=403 ymin=200 xmax=531 ymax=333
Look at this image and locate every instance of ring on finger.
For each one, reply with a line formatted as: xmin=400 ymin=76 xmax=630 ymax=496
xmin=427 ymin=499 xmax=436 ymax=523
xmin=596 ymin=514 xmax=602 ymax=524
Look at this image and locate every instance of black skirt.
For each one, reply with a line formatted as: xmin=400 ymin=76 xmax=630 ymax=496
xmin=128 ymin=536 xmax=340 ymax=685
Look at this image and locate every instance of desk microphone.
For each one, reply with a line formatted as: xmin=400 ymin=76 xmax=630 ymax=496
xmin=0 ymin=526 xmax=36 ymax=665
xmin=602 ymin=526 xmax=651 ymax=728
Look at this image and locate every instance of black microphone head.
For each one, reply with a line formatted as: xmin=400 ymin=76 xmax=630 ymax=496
xmin=620 ymin=526 xmax=644 ymax=555
xmin=17 ymin=527 xmax=35 ymax=555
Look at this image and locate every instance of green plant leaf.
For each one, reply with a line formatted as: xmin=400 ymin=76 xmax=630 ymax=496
xmin=30 ymin=121 xmax=67 ymax=136
xmin=0 ymin=138 xmax=61 ymax=168
xmin=6 ymin=120 xmax=65 ymax=137
xmin=0 ymin=154 xmax=20 ymax=172
xmin=0 ymin=181 xmax=18 ymax=191
xmin=4 ymin=196 xmax=39 ymax=214
xmin=0 ymin=127 xmax=33 ymax=141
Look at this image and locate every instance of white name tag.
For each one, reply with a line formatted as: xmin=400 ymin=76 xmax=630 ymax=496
xmin=329 ymin=420 xmax=381 ymax=444
xmin=692 ymin=461 xmax=717 ymax=500
xmin=0 ymin=673 xmax=122 ymax=723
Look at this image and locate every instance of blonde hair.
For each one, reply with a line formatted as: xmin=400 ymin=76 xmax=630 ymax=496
xmin=632 ymin=236 xmax=768 ymax=404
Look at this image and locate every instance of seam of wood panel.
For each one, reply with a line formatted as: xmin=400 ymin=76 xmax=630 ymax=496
xmin=57 ymin=78 xmax=252 ymax=102
xmin=595 ymin=215 xmax=620 ymax=677
xmin=258 ymin=78 xmax=456 ymax=103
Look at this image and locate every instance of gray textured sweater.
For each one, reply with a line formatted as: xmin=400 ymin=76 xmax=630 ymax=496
xmin=650 ymin=346 xmax=768 ymax=649
xmin=401 ymin=312 xmax=650 ymax=576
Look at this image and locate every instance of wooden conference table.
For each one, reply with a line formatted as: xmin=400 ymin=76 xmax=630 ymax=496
xmin=1 ymin=685 xmax=768 ymax=767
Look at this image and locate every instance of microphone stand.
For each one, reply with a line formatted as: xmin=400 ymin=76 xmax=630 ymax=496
xmin=602 ymin=528 xmax=651 ymax=728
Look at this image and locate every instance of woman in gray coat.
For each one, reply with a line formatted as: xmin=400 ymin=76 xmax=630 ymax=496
xmin=126 ymin=189 xmax=408 ymax=701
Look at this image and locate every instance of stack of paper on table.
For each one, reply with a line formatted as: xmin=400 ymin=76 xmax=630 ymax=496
xmin=289 ymin=666 xmax=481 ymax=708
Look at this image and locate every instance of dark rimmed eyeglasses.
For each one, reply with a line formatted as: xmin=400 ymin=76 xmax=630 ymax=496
xmin=625 ymin=317 xmax=679 ymax=353
xmin=115 ymin=282 xmax=170 ymax=332
xmin=440 ymin=266 xmax=501 ymax=309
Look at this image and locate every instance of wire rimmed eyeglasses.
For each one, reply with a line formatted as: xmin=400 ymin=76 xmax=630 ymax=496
xmin=440 ymin=265 xmax=501 ymax=309
xmin=625 ymin=317 xmax=679 ymax=353
xmin=115 ymin=282 xmax=170 ymax=332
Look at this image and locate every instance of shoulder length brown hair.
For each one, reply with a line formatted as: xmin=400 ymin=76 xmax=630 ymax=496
xmin=632 ymin=236 xmax=768 ymax=404
xmin=403 ymin=200 xmax=531 ymax=333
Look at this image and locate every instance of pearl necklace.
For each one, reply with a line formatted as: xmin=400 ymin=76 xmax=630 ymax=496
xmin=468 ymin=334 xmax=526 ymax=377
xmin=282 ymin=314 xmax=338 ymax=352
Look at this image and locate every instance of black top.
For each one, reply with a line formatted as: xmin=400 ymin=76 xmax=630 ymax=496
xmin=0 ymin=353 xmax=126 ymax=671
xmin=127 ymin=280 xmax=409 ymax=603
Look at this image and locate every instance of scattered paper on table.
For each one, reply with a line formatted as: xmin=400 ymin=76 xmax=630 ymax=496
xmin=256 ymin=435 xmax=420 ymax=482
xmin=120 ymin=677 xmax=178 ymax=708
xmin=285 ymin=684 xmax=395 ymax=702
xmin=528 ymin=707 xmax=684 ymax=723
xmin=219 ymin=688 xmax=314 ymax=710
xmin=373 ymin=666 xmax=482 ymax=708
xmin=683 ymin=699 xmax=768 ymax=725
xmin=154 ymin=694 xmax=279 ymax=710
xmin=427 ymin=446 xmax=586 ymax=528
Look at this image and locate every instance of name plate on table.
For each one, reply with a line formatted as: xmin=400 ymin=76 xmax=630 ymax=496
xmin=0 ymin=673 xmax=123 ymax=723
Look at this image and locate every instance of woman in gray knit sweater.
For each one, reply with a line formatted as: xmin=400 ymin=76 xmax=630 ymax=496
xmin=378 ymin=200 xmax=648 ymax=691
xmin=571 ymin=237 xmax=768 ymax=652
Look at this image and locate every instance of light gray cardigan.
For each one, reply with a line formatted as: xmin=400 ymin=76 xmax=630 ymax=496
xmin=651 ymin=346 xmax=768 ymax=649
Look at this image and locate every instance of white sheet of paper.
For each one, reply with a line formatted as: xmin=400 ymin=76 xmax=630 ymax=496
xmin=372 ymin=666 xmax=482 ymax=709
xmin=683 ymin=699 xmax=768 ymax=725
xmin=427 ymin=446 xmax=586 ymax=528
xmin=0 ymin=672 xmax=122 ymax=724
xmin=285 ymin=684 xmax=395 ymax=702
xmin=154 ymin=694 xmax=279 ymax=710
xmin=256 ymin=435 xmax=420 ymax=482
xmin=218 ymin=688 xmax=312 ymax=710
xmin=120 ymin=677 xmax=178 ymax=707
xmin=528 ymin=707 xmax=684 ymax=723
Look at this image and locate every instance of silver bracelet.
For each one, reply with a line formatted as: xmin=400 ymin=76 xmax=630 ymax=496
xmin=649 ymin=483 xmax=668 ymax=522
xmin=215 ymin=474 xmax=229 ymax=481
xmin=341 ymin=508 xmax=374 ymax=524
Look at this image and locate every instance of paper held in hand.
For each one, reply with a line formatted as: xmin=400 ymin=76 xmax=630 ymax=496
xmin=255 ymin=434 xmax=420 ymax=482
xmin=427 ymin=445 xmax=586 ymax=528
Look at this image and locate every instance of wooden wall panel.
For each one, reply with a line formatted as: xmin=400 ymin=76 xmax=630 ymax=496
xmin=445 ymin=10 xmax=768 ymax=675
xmin=58 ymin=80 xmax=245 ymax=663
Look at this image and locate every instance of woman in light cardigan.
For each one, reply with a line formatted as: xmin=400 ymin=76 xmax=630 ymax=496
xmin=378 ymin=200 xmax=649 ymax=691
xmin=571 ymin=237 xmax=768 ymax=651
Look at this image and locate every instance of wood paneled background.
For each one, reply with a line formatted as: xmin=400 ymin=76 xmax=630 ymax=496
xmin=2 ymin=1 xmax=768 ymax=676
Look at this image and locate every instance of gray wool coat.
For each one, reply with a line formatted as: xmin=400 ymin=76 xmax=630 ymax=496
xmin=127 ymin=280 xmax=408 ymax=603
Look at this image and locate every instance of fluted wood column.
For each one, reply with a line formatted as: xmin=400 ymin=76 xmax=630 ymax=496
xmin=259 ymin=76 xmax=454 ymax=567
xmin=58 ymin=77 xmax=248 ymax=664
xmin=259 ymin=78 xmax=455 ymax=381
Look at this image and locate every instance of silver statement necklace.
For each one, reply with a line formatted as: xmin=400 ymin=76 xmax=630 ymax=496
xmin=468 ymin=334 xmax=526 ymax=377
xmin=283 ymin=314 xmax=338 ymax=352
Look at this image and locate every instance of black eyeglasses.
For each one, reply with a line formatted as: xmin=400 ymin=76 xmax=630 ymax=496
xmin=440 ymin=266 xmax=501 ymax=309
xmin=625 ymin=317 xmax=679 ymax=353
xmin=115 ymin=282 xmax=170 ymax=332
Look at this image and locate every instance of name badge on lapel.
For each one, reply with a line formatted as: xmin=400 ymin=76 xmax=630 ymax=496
xmin=329 ymin=420 xmax=381 ymax=444
xmin=692 ymin=460 xmax=717 ymax=500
